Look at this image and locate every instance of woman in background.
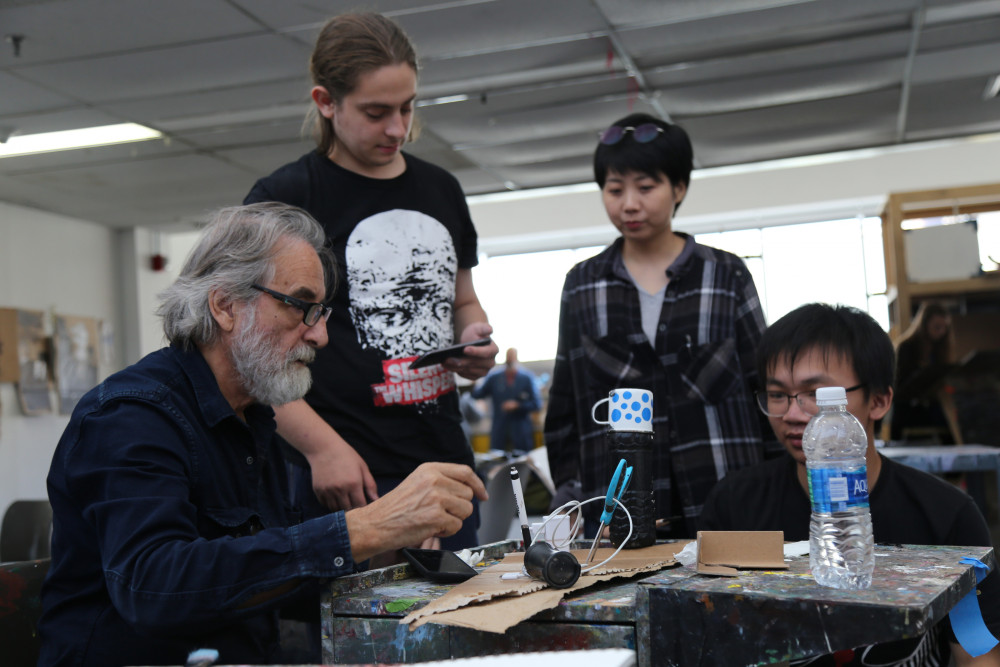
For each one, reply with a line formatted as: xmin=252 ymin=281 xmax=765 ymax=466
xmin=891 ymin=301 xmax=956 ymax=443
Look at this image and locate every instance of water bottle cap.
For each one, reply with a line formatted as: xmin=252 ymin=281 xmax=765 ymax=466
xmin=815 ymin=386 xmax=848 ymax=406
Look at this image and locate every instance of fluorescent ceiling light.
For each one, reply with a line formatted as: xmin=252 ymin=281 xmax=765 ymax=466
xmin=0 ymin=123 xmax=162 ymax=158
xmin=416 ymin=94 xmax=470 ymax=107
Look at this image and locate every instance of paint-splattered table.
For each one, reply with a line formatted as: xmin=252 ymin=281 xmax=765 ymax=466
xmin=321 ymin=543 xmax=993 ymax=666
xmin=321 ymin=540 xmax=649 ymax=664
xmin=641 ymin=543 xmax=994 ymax=666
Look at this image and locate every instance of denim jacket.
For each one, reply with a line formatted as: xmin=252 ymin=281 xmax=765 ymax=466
xmin=39 ymin=345 xmax=355 ymax=666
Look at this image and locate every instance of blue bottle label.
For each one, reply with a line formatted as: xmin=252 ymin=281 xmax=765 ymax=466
xmin=807 ymin=467 xmax=869 ymax=513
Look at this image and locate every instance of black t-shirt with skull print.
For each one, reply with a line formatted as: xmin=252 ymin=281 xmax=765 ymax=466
xmin=245 ymin=150 xmax=479 ymax=477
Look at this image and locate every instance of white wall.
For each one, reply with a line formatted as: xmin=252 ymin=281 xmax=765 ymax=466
xmin=125 ymin=228 xmax=201 ymax=360
xmin=0 ymin=202 xmax=120 ymax=516
xmin=0 ymin=203 xmax=204 ymax=518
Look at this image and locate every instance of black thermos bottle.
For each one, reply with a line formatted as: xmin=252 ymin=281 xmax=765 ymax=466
xmin=608 ymin=429 xmax=656 ymax=548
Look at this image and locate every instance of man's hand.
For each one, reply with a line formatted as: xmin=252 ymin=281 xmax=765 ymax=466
xmin=443 ymin=322 xmax=497 ymax=380
xmin=345 ymin=462 xmax=488 ymax=562
xmin=308 ymin=438 xmax=379 ymax=511
xmin=501 ymin=399 xmax=519 ymax=412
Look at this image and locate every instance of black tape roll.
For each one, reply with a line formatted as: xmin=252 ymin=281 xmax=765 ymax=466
xmin=523 ymin=541 xmax=581 ymax=589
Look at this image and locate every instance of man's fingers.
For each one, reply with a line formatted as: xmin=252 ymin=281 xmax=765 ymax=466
xmin=433 ymin=496 xmax=473 ymax=528
xmin=431 ymin=462 xmax=488 ymax=500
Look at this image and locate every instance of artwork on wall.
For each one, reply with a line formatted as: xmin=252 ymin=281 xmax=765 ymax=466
xmin=0 ymin=307 xmax=18 ymax=383
xmin=54 ymin=314 xmax=99 ymax=416
xmin=16 ymin=309 xmax=53 ymax=416
xmin=100 ymin=320 xmax=115 ymax=367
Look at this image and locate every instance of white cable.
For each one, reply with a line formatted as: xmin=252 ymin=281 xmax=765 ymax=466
xmin=525 ymin=495 xmax=634 ymax=574
xmin=579 ymin=497 xmax=632 ymax=574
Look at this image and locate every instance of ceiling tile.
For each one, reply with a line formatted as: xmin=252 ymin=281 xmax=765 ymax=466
xmin=104 ymin=79 xmax=310 ymax=127
xmin=1 ymin=0 xmax=998 ymax=228
xmin=15 ymin=33 xmax=309 ymax=103
xmin=0 ymin=70 xmax=73 ymax=115
xmin=906 ymin=77 xmax=1000 ymax=139
xmin=5 ymin=152 xmax=260 ymax=226
xmin=652 ymin=60 xmax=904 ymax=116
xmin=395 ymin=0 xmax=606 ymax=59
xmin=0 ymin=0 xmax=261 ymax=64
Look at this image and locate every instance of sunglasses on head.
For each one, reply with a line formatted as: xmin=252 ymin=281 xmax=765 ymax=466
xmin=599 ymin=123 xmax=664 ymax=145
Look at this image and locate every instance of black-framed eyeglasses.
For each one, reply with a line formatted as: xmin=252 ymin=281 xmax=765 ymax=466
xmin=251 ymin=284 xmax=332 ymax=327
xmin=755 ymin=384 xmax=867 ymax=417
xmin=599 ymin=123 xmax=664 ymax=145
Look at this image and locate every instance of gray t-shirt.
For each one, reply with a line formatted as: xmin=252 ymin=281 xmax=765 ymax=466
xmin=635 ymin=281 xmax=665 ymax=345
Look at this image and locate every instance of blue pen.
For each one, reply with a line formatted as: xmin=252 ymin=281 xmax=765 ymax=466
xmin=585 ymin=458 xmax=633 ymax=563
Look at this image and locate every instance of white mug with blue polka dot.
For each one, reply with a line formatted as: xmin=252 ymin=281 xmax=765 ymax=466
xmin=591 ymin=388 xmax=653 ymax=432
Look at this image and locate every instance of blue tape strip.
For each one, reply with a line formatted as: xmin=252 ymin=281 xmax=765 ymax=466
xmin=949 ymin=557 xmax=999 ymax=658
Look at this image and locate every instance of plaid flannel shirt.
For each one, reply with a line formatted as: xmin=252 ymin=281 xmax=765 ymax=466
xmin=544 ymin=234 xmax=773 ymax=536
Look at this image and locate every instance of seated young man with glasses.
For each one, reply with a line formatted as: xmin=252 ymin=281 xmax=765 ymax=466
xmin=545 ymin=112 xmax=773 ymax=539
xmin=701 ymin=302 xmax=1000 ymax=666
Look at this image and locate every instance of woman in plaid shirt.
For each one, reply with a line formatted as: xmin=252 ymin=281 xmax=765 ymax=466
xmin=544 ymin=112 xmax=774 ymax=538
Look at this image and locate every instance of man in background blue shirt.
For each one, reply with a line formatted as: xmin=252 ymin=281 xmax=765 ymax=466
xmin=38 ymin=203 xmax=486 ymax=667
xmin=472 ymin=348 xmax=541 ymax=455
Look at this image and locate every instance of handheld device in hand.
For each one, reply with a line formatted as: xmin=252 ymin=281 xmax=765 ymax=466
xmin=401 ymin=548 xmax=478 ymax=584
xmin=409 ymin=338 xmax=492 ymax=369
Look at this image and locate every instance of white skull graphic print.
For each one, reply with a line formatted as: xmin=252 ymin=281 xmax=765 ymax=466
xmin=346 ymin=209 xmax=457 ymax=409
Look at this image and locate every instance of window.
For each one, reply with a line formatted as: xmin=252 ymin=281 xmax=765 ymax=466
xmin=472 ymin=246 xmax=602 ymax=362
xmin=473 ymin=217 xmax=889 ymax=362
xmin=698 ymin=217 xmax=887 ymax=328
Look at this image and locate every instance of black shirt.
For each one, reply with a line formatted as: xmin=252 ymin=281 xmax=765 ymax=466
xmin=701 ymin=453 xmax=1000 ymax=666
xmin=245 ymin=151 xmax=478 ymax=477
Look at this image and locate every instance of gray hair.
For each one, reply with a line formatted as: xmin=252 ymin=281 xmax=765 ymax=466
xmin=158 ymin=202 xmax=336 ymax=349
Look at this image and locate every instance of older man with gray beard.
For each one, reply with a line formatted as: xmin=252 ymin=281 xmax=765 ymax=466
xmin=38 ymin=202 xmax=487 ymax=667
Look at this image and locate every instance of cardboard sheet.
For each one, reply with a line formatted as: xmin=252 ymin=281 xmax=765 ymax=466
xmin=696 ymin=530 xmax=787 ymax=576
xmin=401 ymin=542 xmax=685 ymax=634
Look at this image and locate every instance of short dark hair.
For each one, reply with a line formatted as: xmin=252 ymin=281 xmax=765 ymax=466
xmin=756 ymin=303 xmax=894 ymax=397
xmin=593 ymin=112 xmax=693 ymax=197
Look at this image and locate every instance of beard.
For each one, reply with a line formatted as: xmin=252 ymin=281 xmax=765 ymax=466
xmin=230 ymin=307 xmax=315 ymax=406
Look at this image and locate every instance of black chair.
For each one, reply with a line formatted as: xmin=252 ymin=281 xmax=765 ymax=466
xmin=1 ymin=500 xmax=53 ymax=563
xmin=0 ymin=558 xmax=50 ymax=667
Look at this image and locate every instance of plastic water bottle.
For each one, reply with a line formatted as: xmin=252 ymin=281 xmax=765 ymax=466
xmin=802 ymin=386 xmax=874 ymax=589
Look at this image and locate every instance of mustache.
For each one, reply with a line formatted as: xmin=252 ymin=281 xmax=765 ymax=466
xmin=289 ymin=345 xmax=315 ymax=364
